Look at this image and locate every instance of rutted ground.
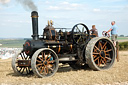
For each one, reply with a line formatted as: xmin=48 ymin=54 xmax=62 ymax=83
xmin=0 ymin=51 xmax=128 ymax=85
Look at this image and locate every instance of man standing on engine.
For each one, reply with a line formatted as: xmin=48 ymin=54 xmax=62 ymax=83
xmin=107 ymin=21 xmax=118 ymax=46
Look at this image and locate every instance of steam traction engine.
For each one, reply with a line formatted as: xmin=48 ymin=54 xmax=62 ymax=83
xmin=12 ymin=11 xmax=116 ymax=78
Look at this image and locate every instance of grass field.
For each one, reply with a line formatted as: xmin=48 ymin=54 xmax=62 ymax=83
xmin=0 ymin=37 xmax=128 ymax=48
xmin=0 ymin=39 xmax=25 ymax=48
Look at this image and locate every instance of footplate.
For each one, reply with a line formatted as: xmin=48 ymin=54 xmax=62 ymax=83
xmin=18 ymin=60 xmax=31 ymax=67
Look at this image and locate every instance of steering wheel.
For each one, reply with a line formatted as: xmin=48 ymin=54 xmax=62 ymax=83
xmin=102 ymin=31 xmax=110 ymax=38
xmin=72 ymin=23 xmax=90 ymax=44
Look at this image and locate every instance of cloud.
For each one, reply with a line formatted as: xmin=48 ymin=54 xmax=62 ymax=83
xmin=0 ymin=0 xmax=10 ymax=4
xmin=48 ymin=6 xmax=60 ymax=10
xmin=47 ymin=1 xmax=84 ymax=11
xmin=99 ymin=0 xmax=124 ymax=2
xmin=45 ymin=1 xmax=50 ymax=4
xmin=93 ymin=8 xmax=101 ymax=12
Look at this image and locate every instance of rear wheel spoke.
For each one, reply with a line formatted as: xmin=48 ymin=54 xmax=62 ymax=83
xmin=93 ymin=52 xmax=100 ymax=55
xmin=105 ymin=57 xmax=112 ymax=60
xmin=42 ymin=52 xmax=44 ymax=60
xmin=105 ymin=49 xmax=112 ymax=52
xmin=93 ymin=55 xmax=97 ymax=58
xmin=103 ymin=42 xmax=107 ymax=49
xmin=94 ymin=57 xmax=100 ymax=62
xmin=94 ymin=46 xmax=100 ymax=52
xmin=99 ymin=42 xmax=103 ymax=50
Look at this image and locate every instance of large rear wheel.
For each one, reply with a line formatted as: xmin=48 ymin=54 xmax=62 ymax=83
xmin=85 ymin=37 xmax=116 ymax=71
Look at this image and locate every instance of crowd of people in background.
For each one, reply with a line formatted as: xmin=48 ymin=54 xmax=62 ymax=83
xmin=0 ymin=48 xmax=22 ymax=59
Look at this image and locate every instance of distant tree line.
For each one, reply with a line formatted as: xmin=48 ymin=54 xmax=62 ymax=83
xmin=119 ymin=35 xmax=128 ymax=37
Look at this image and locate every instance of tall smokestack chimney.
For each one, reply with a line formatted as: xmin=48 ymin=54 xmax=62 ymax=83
xmin=31 ymin=11 xmax=39 ymax=40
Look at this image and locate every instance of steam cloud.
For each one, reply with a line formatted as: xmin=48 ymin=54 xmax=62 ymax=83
xmin=16 ymin=0 xmax=37 ymax=11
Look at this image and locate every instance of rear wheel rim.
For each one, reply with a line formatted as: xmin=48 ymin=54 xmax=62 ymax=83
xmin=93 ymin=39 xmax=115 ymax=69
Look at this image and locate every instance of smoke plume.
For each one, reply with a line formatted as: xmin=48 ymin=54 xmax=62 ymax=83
xmin=16 ymin=0 xmax=37 ymax=11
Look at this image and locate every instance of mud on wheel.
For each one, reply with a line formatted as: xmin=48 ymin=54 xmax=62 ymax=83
xmin=12 ymin=50 xmax=32 ymax=75
xmin=31 ymin=48 xmax=59 ymax=78
xmin=86 ymin=37 xmax=116 ymax=71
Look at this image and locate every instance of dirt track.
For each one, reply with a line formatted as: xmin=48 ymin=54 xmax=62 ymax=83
xmin=0 ymin=51 xmax=128 ymax=85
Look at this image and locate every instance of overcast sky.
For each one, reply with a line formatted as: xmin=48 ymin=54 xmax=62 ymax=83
xmin=0 ymin=0 xmax=128 ymax=38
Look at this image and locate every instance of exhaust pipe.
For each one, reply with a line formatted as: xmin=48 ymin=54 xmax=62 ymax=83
xmin=31 ymin=11 xmax=39 ymax=40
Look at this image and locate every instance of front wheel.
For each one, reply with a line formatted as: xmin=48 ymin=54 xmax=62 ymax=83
xmin=31 ymin=48 xmax=59 ymax=78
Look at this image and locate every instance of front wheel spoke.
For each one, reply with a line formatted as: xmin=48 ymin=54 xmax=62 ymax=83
xmin=48 ymin=60 xmax=55 ymax=63
xmin=47 ymin=67 xmax=54 ymax=72
xmin=48 ymin=63 xmax=53 ymax=67
xmin=46 ymin=66 xmax=49 ymax=74
xmin=37 ymin=66 xmax=41 ymax=71
xmin=36 ymin=63 xmax=43 ymax=67
xmin=48 ymin=56 xmax=52 ymax=61
xmin=36 ymin=60 xmax=41 ymax=63
xmin=38 ymin=57 xmax=43 ymax=61
xmin=40 ymin=66 xmax=44 ymax=74
xmin=44 ymin=67 xmax=47 ymax=75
